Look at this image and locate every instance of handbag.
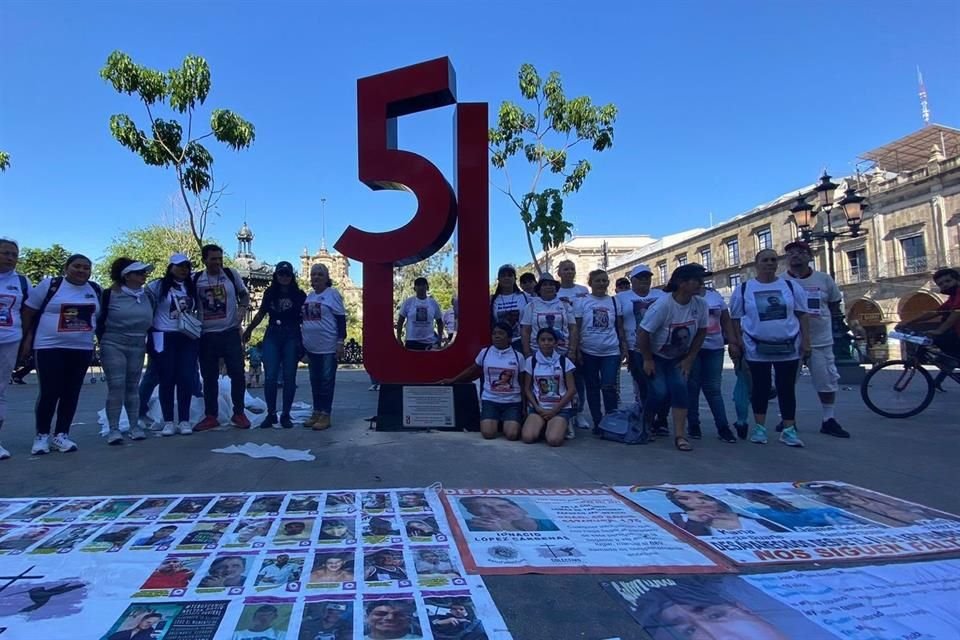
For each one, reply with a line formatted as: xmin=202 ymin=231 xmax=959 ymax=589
xmin=748 ymin=333 xmax=798 ymax=356
xmin=177 ymin=310 xmax=203 ymax=339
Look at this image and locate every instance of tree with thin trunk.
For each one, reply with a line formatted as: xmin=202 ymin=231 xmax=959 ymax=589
xmin=489 ymin=64 xmax=617 ymax=273
xmin=0 ymin=151 xmax=9 ymax=172
xmin=100 ymin=51 xmax=255 ymax=251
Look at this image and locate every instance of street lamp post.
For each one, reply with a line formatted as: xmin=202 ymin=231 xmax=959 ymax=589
xmin=790 ymin=171 xmax=868 ymax=381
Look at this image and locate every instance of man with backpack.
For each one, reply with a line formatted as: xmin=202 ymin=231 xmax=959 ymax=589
xmin=192 ymin=244 xmax=251 ymax=431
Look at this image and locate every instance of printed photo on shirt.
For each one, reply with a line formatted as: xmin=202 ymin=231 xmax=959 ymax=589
xmin=232 ymin=602 xmax=293 ymax=640
xmin=755 ymin=291 xmax=787 ymax=321
xmin=660 ymin=322 xmax=694 ymax=359
xmin=497 ymin=309 xmax=521 ymax=331
xmin=0 ymin=294 xmax=15 ymax=327
xmin=707 ymin=307 xmax=722 ymax=334
xmin=537 ymin=312 xmax=567 ymax=347
xmin=535 ymin=374 xmax=561 ymax=400
xmin=57 ymin=303 xmax=95 ymax=332
xmin=488 ymin=367 xmax=515 ymax=392
xmin=199 ymin=284 xmax=227 ymax=320
xmin=632 ymin=299 xmax=654 ymax=329
xmin=804 ymin=287 xmax=823 ymax=314
xmin=592 ymin=306 xmax=610 ymax=329
xmin=415 ymin=306 xmax=428 ymax=323
xmin=303 ymin=301 xmax=323 ymax=321
xmin=168 ymin=294 xmax=192 ymax=320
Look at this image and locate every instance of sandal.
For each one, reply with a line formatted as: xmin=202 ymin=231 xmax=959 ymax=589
xmin=674 ymin=437 xmax=693 ymax=452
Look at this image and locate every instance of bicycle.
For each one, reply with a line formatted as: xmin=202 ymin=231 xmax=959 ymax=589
xmin=860 ymin=330 xmax=960 ymax=418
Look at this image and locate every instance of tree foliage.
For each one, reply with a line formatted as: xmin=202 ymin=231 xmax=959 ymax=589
xmin=0 ymin=151 xmax=9 ymax=172
xmin=489 ymin=64 xmax=617 ymax=271
xmin=100 ymin=51 xmax=255 ymax=250
xmin=95 ymin=222 xmax=220 ymax=284
xmin=394 ymin=243 xmax=455 ymax=311
xmin=19 ymin=244 xmax=73 ymax=283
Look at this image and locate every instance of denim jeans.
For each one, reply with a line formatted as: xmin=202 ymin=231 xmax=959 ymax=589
xmin=199 ymin=329 xmax=246 ymax=417
xmin=687 ymin=348 xmax=729 ymax=431
xmin=263 ymin=327 xmax=300 ymax=415
xmin=647 ymin=355 xmax=689 ymax=415
xmin=580 ymin=352 xmax=620 ymax=426
xmin=155 ymin=332 xmax=199 ymax=422
xmin=308 ymin=352 xmax=338 ymax=415
xmin=733 ymin=358 xmax=752 ymax=424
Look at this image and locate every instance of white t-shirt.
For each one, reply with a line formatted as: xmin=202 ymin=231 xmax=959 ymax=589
xmin=490 ymin=291 xmax=529 ymax=340
xmin=25 ymin=277 xmax=100 ymax=350
xmin=520 ymin=296 xmax=575 ymax=354
xmin=557 ymin=284 xmax=589 ymax=309
xmin=195 ymin=269 xmax=247 ymax=333
xmin=785 ymin=270 xmax=840 ymax=348
xmin=575 ymin=295 xmax=621 ymax=357
xmin=523 ymin=352 xmax=576 ymax=410
xmin=616 ymin=288 xmax=666 ymax=351
xmin=233 ymin=629 xmax=285 ymax=640
xmin=302 ymin=288 xmax=346 ymax=354
xmin=701 ymin=289 xmax=728 ymax=351
xmin=258 ymin=562 xmax=298 ymax=584
xmin=147 ymin=279 xmax=195 ymax=333
xmin=399 ymin=296 xmax=442 ymax=345
xmin=640 ymin=293 xmax=709 ymax=360
xmin=475 ymin=346 xmax=522 ymax=403
xmin=730 ymin=277 xmax=810 ymax=362
xmin=0 ymin=270 xmax=31 ymax=345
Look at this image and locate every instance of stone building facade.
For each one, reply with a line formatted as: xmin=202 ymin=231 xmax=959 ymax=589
xmin=515 ymin=235 xmax=664 ymax=283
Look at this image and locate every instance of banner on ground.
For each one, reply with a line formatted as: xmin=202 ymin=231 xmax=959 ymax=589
xmin=441 ymin=488 xmax=727 ymax=574
xmin=602 ymin=559 xmax=960 ymax=639
xmin=0 ymin=489 xmax=511 ymax=639
xmin=613 ymin=481 xmax=960 ymax=567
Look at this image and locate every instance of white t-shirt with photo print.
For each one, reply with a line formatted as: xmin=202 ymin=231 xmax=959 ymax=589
xmin=0 ymin=270 xmax=31 ymax=345
xmin=147 ymin=279 xmax=195 ymax=333
xmin=491 ymin=291 xmax=529 ymax=340
xmin=399 ymin=295 xmax=442 ymax=345
xmin=524 ymin=352 xmax=576 ymax=410
xmin=195 ymin=269 xmax=247 ymax=333
xmin=784 ymin=270 xmax=840 ymax=348
xmin=639 ymin=293 xmax=709 ymax=360
xmin=575 ymin=295 xmax=622 ymax=357
xmin=520 ymin=296 xmax=575 ymax=354
xmin=729 ymin=277 xmax=810 ymax=362
xmin=302 ymin=288 xmax=347 ymax=354
xmin=617 ymin=288 xmax=666 ymax=351
xmin=557 ymin=284 xmax=589 ymax=309
xmin=700 ymin=289 xmax=728 ymax=351
xmin=475 ymin=345 xmax=523 ymax=403
xmin=25 ymin=277 xmax=101 ymax=350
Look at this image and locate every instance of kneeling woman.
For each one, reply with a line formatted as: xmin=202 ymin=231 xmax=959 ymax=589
xmin=441 ymin=322 xmax=523 ymax=439
xmin=522 ymin=328 xmax=576 ymax=446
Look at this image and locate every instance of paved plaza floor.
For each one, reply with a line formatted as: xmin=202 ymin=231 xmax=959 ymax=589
xmin=1 ymin=365 xmax=958 ymax=639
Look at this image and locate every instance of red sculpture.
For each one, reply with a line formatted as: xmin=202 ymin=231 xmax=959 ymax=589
xmin=335 ymin=58 xmax=489 ymax=383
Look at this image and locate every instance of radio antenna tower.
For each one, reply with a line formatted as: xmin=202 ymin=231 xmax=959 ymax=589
xmin=917 ymin=66 xmax=931 ymax=126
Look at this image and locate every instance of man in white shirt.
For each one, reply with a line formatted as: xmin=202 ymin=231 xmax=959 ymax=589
xmin=257 ymin=554 xmax=299 ymax=585
xmin=233 ymin=604 xmax=286 ymax=639
xmin=784 ymin=241 xmax=850 ymax=438
xmin=396 ymin=277 xmax=444 ymax=350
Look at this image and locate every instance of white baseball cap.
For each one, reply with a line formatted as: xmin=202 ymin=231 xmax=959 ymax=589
xmin=121 ymin=261 xmax=154 ymax=276
xmin=629 ymin=264 xmax=653 ymax=278
xmin=169 ymin=253 xmax=190 ymax=265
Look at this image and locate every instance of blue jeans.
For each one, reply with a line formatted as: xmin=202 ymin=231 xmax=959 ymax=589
xmin=733 ymin=358 xmax=752 ymax=424
xmin=263 ymin=327 xmax=300 ymax=415
xmin=687 ymin=348 xmax=729 ymax=431
xmin=155 ymin=332 xmax=199 ymax=423
xmin=139 ymin=348 xmax=201 ymax=420
xmin=647 ymin=356 xmax=689 ymax=415
xmin=580 ymin=353 xmax=620 ymax=427
xmin=308 ymin=352 xmax=338 ymax=415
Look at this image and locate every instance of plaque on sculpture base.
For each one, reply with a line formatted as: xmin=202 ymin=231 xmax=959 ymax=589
xmin=375 ymin=383 xmax=480 ymax=432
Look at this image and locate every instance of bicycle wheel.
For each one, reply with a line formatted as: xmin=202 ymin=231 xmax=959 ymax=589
xmin=861 ymin=360 xmax=935 ymax=419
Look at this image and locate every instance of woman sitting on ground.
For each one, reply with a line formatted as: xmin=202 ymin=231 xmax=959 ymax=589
xmin=521 ymin=328 xmax=576 ymax=447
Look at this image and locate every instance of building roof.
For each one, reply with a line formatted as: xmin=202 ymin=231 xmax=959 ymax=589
xmin=859 ymin=124 xmax=960 ymax=173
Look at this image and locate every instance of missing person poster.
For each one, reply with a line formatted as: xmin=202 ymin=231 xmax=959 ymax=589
xmin=442 ymin=488 xmax=726 ymax=574
xmin=0 ymin=489 xmax=512 ymax=639
xmin=614 ymin=481 xmax=960 ymax=567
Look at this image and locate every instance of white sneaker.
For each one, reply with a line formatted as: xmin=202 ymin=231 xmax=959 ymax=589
xmin=160 ymin=422 xmax=177 ymax=437
xmin=129 ymin=427 xmax=147 ymax=441
xmin=576 ymin=414 xmax=591 ymax=430
xmin=106 ymin=430 xmax=124 ymax=446
xmin=178 ymin=421 xmax=193 ymax=435
xmin=32 ymin=434 xmax=50 ymax=455
xmin=52 ymin=433 xmax=78 ymax=453
xmin=0 ymin=443 xmax=10 ymax=460
xmin=565 ymin=422 xmax=576 ymax=440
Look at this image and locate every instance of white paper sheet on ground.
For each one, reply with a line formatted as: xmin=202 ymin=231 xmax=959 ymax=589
xmin=211 ymin=443 xmax=316 ymax=462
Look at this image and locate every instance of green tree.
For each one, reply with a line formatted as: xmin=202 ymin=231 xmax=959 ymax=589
xmin=100 ymin=51 xmax=255 ymax=251
xmin=489 ymin=64 xmax=618 ymax=272
xmin=95 ymin=222 xmax=220 ymax=284
xmin=19 ymin=244 xmax=72 ymax=283
xmin=0 ymin=151 xmax=9 ymax=172
xmin=394 ymin=243 xmax=455 ymax=311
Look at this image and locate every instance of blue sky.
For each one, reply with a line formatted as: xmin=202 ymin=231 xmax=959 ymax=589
xmin=2 ymin=0 xmax=958 ymax=280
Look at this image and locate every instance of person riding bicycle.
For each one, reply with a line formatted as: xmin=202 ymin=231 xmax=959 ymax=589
xmin=896 ymin=268 xmax=960 ymax=361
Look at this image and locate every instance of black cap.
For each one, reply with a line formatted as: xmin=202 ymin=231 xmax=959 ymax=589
xmin=275 ymin=261 xmax=295 ymax=274
xmin=664 ymin=263 xmax=712 ymax=292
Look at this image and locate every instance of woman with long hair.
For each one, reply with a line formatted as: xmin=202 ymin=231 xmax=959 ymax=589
xmin=99 ymin=257 xmax=156 ymax=445
xmin=0 ymin=237 xmax=29 ymax=460
xmin=301 ymin=263 xmax=347 ymax=430
xmin=146 ymin=253 xmax=200 ymax=437
xmin=243 ymin=261 xmax=306 ymax=428
xmin=490 ymin=264 xmax=528 ymax=351
xmin=574 ymin=269 xmax=627 ymax=429
xmin=19 ymin=254 xmax=101 ymax=454
xmin=522 ymin=328 xmax=576 ymax=446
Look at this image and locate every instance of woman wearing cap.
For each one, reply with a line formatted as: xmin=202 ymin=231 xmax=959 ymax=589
xmin=729 ymin=248 xmax=810 ymax=448
xmin=637 ymin=264 xmax=709 ymax=451
xmin=19 ymin=254 xmax=101 ymax=455
xmin=490 ymin=264 xmax=529 ymax=351
xmin=301 ymin=263 xmax=348 ymax=430
xmin=145 ymin=253 xmax=200 ymax=437
xmin=522 ymin=328 xmax=577 ymax=446
xmin=98 ymin=257 xmax=157 ymax=445
xmin=574 ymin=269 xmax=628 ymax=429
xmin=243 ymin=261 xmax=306 ymax=428
xmin=0 ymin=237 xmax=29 ymax=460
xmin=441 ymin=322 xmax=523 ymax=440
xmin=617 ymin=264 xmax=665 ymax=412
xmin=520 ymin=272 xmax=577 ymax=359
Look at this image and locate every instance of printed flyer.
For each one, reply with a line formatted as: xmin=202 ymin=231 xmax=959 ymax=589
xmin=613 ymin=481 xmax=960 ymax=567
xmin=0 ymin=489 xmax=512 ymax=639
xmin=442 ymin=488 xmax=726 ymax=574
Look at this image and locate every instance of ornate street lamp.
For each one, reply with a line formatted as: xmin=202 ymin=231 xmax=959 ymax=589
xmin=790 ymin=193 xmax=815 ymax=236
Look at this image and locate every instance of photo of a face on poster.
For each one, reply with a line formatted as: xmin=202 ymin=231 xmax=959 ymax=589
xmin=126 ymin=498 xmax=175 ymax=520
xmin=178 ymin=521 xmax=230 ymax=548
xmin=457 ymin=496 xmax=559 ymax=532
xmin=424 ymin=596 xmax=487 ymax=640
xmin=403 ymin=516 xmax=441 ymax=541
xmin=164 ymin=497 xmax=212 ymax=519
xmin=223 ymin=519 xmax=273 ymax=547
xmin=206 ymin=495 xmax=248 ymax=518
xmin=363 ymin=596 xmax=422 ymax=640
xmin=397 ymin=492 xmax=430 ymax=512
xmin=795 ymin=481 xmax=960 ymax=527
xmin=3 ymin=500 xmax=66 ymax=522
xmin=247 ymin=494 xmax=285 ymax=516
xmin=0 ymin=526 xmax=59 ymax=552
xmin=41 ymin=500 xmax=101 ymax=522
xmin=325 ymin=492 xmax=356 ymax=513
xmin=82 ymin=523 xmax=142 ymax=552
xmin=413 ymin=547 xmax=460 ymax=578
xmin=32 ymin=523 xmax=102 ymax=553
xmin=197 ymin=554 xmax=248 ymax=589
xmin=101 ymin=601 xmax=229 ymax=640
xmin=309 ymin=550 xmax=355 ymax=584
xmin=140 ymin=554 xmax=204 ymax=590
xmin=273 ymin=519 xmax=314 ymax=545
xmin=362 ymin=492 xmax=390 ymax=512
xmin=132 ymin=524 xmax=184 ymax=548
xmin=297 ymin=600 xmax=354 ymax=639
xmin=232 ymin=603 xmax=293 ymax=639
xmin=363 ymin=548 xmax=409 ymax=583
xmin=286 ymin=494 xmax=321 ymax=514
xmin=255 ymin=553 xmax=304 ymax=588
xmin=318 ymin=517 xmax=356 ymax=543
xmin=86 ymin=498 xmax=139 ymax=520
